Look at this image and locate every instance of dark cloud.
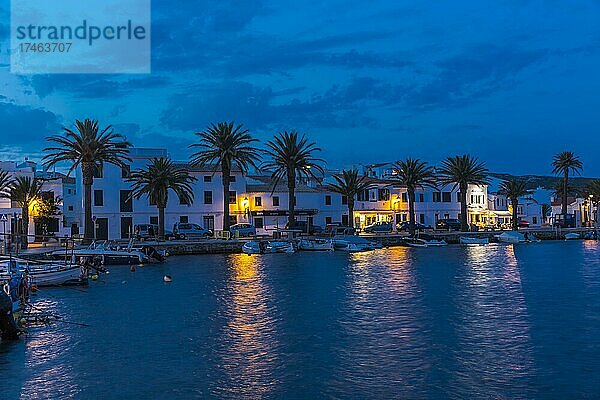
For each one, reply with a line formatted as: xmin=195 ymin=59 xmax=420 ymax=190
xmin=0 ymin=101 xmax=61 ymax=144
xmin=22 ymin=75 xmax=168 ymax=98
xmin=160 ymin=78 xmax=402 ymax=132
xmin=403 ymin=45 xmax=549 ymax=109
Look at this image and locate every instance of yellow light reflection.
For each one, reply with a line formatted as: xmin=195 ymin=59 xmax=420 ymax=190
xmin=217 ymin=254 xmax=279 ymax=398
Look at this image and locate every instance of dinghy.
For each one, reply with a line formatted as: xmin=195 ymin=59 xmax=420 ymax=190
xmin=242 ymin=240 xmax=295 ymax=254
xmin=564 ymin=232 xmax=580 ymax=240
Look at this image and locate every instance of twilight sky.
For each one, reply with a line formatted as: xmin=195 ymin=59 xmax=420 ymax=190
xmin=1 ymin=0 xmax=599 ymax=175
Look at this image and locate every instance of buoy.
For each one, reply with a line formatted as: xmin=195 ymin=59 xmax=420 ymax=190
xmin=130 ymin=266 xmax=136 ymax=272
xmin=163 ymin=275 xmax=172 ymax=283
xmin=91 ymin=274 xmax=99 ymax=281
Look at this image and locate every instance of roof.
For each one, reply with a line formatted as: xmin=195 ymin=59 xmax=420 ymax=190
xmin=246 ymin=175 xmax=323 ymax=193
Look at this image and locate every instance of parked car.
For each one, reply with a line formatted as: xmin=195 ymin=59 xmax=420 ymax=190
xmin=135 ymin=224 xmax=177 ymax=240
xmin=363 ymin=221 xmax=393 ymax=233
xmin=396 ymin=222 xmax=429 ymax=232
xmin=324 ymin=224 xmax=356 ymax=235
xmin=284 ymin=220 xmax=323 ymax=234
xmin=173 ymin=223 xmax=212 ymax=239
xmin=436 ymin=218 xmax=462 ymax=231
xmin=230 ymin=223 xmax=257 ymax=237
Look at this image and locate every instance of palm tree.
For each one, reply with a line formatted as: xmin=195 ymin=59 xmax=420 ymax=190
xmin=43 ymin=119 xmax=131 ymax=243
xmin=328 ymin=169 xmax=373 ymax=229
xmin=189 ymin=122 xmax=261 ymax=231
xmin=9 ymin=177 xmax=43 ymax=249
xmin=394 ymin=158 xmax=437 ymax=235
xmin=437 ymin=155 xmax=489 ymax=231
xmin=128 ymin=158 xmax=196 ymax=240
xmin=552 ymin=151 xmax=583 ymax=217
xmin=499 ymin=178 xmax=532 ymax=231
xmin=541 ymin=203 xmax=552 ymax=224
xmin=263 ymin=131 xmax=325 ymax=228
xmin=0 ymin=169 xmax=13 ymax=197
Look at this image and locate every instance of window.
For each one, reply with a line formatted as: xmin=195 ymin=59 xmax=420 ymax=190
xmin=419 ymin=193 xmax=424 ymax=202
xmin=533 ymin=217 xmax=538 ymax=224
xmin=325 ymin=195 xmax=332 ymax=205
xmin=420 ymin=214 xmax=425 ymax=224
xmin=433 ymin=192 xmax=441 ymax=202
xmin=325 ymin=216 xmax=332 ymax=225
xmin=120 ymin=190 xmax=133 ymax=212
xmin=179 ymin=216 xmax=188 ymax=223
xmin=68 ymin=205 xmax=74 ymax=211
xmin=401 ymin=192 xmax=408 ymax=202
xmin=357 ymin=190 xmax=369 ymax=201
xmin=254 ymin=217 xmax=264 ymax=229
xmin=229 ymin=215 xmax=237 ymax=225
xmin=203 ymin=215 xmax=215 ymax=230
xmin=377 ymin=189 xmax=390 ymax=201
xmin=121 ymin=165 xmax=131 ymax=178
xmin=204 ymin=191 xmax=213 ymax=205
xmin=204 ymin=175 xmax=212 ymax=182
xmin=457 ymin=192 xmax=461 ymax=202
xmin=444 ymin=214 xmax=450 ymax=219
xmin=272 ymin=196 xmax=280 ymax=207
xmin=150 ymin=216 xmax=159 ymax=225
xmin=341 ymin=195 xmax=348 ymax=205
xmin=93 ymin=190 xmax=103 ymax=206
xmin=92 ymin=164 xmax=103 ymax=178
xmin=442 ymin=192 xmax=451 ymax=202
xmin=255 ymin=197 xmax=262 ymax=207
xmin=341 ymin=214 xmax=349 ymax=225
xmin=229 ymin=191 xmax=237 ymax=204
xmin=67 ymin=189 xmax=73 ymax=195
xmin=229 ymin=175 xmax=236 ymax=182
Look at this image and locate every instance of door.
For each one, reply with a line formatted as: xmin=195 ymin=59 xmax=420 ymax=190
xmin=95 ymin=218 xmax=109 ymax=241
xmin=121 ymin=217 xmax=133 ymax=239
xmin=203 ymin=215 xmax=215 ymax=230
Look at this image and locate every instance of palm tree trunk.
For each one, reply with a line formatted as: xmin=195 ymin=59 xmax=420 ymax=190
xmin=408 ymin=189 xmax=416 ymax=236
xmin=348 ymin=198 xmax=355 ymax=229
xmin=158 ymin=206 xmax=165 ymax=240
xmin=21 ymin=205 xmax=29 ymax=250
xmin=562 ymin=171 xmax=569 ymax=216
xmin=82 ymin=166 xmax=94 ymax=244
xmin=288 ymin=169 xmax=296 ymax=228
xmin=512 ymin=198 xmax=519 ymax=231
xmin=460 ymin=182 xmax=468 ymax=232
xmin=222 ymin=165 xmax=231 ymax=231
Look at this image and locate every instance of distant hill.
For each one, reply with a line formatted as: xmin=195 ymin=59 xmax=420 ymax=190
xmin=489 ymin=173 xmax=596 ymax=191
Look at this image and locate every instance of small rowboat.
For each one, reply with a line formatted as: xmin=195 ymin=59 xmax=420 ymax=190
xmin=297 ymin=238 xmax=334 ymax=251
xmin=242 ymin=241 xmax=295 ymax=254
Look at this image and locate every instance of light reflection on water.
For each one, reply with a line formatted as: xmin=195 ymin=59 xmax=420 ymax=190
xmin=211 ymin=254 xmax=280 ymax=399
xmin=1 ymin=241 xmax=600 ymax=399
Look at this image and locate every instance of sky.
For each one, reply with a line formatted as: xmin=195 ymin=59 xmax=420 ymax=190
xmin=1 ymin=0 xmax=599 ymax=175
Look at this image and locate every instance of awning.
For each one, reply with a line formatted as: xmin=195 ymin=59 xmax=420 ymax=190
xmin=251 ymin=209 xmax=318 ymax=217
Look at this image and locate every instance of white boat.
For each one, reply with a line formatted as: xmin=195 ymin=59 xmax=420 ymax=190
xmin=297 ymin=238 xmax=334 ymax=251
xmin=335 ymin=242 xmax=372 ymax=252
xmin=333 ymin=235 xmax=379 ymax=251
xmin=242 ymin=240 xmax=295 ymax=254
xmin=403 ymin=238 xmax=428 ymax=248
xmin=564 ymin=233 xmax=580 ymax=240
xmin=49 ymin=240 xmax=158 ymax=265
xmin=424 ymin=239 xmax=448 ymax=247
xmin=459 ymin=236 xmax=489 ymax=245
xmin=0 ymin=259 xmax=87 ymax=286
xmin=497 ymin=231 xmax=525 ymax=243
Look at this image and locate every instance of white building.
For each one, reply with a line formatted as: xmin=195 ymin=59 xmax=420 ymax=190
xmin=84 ymin=148 xmax=249 ymax=240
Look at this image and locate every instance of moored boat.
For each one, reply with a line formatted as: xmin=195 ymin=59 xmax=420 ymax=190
xmin=0 ymin=258 xmax=87 ymax=286
xmin=459 ymin=236 xmax=489 ymax=245
xmin=48 ymin=240 xmax=162 ymax=265
xmin=297 ymin=238 xmax=334 ymax=251
xmin=242 ymin=240 xmax=295 ymax=254
xmin=403 ymin=238 xmax=428 ymax=248
xmin=564 ymin=232 xmax=580 ymax=240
